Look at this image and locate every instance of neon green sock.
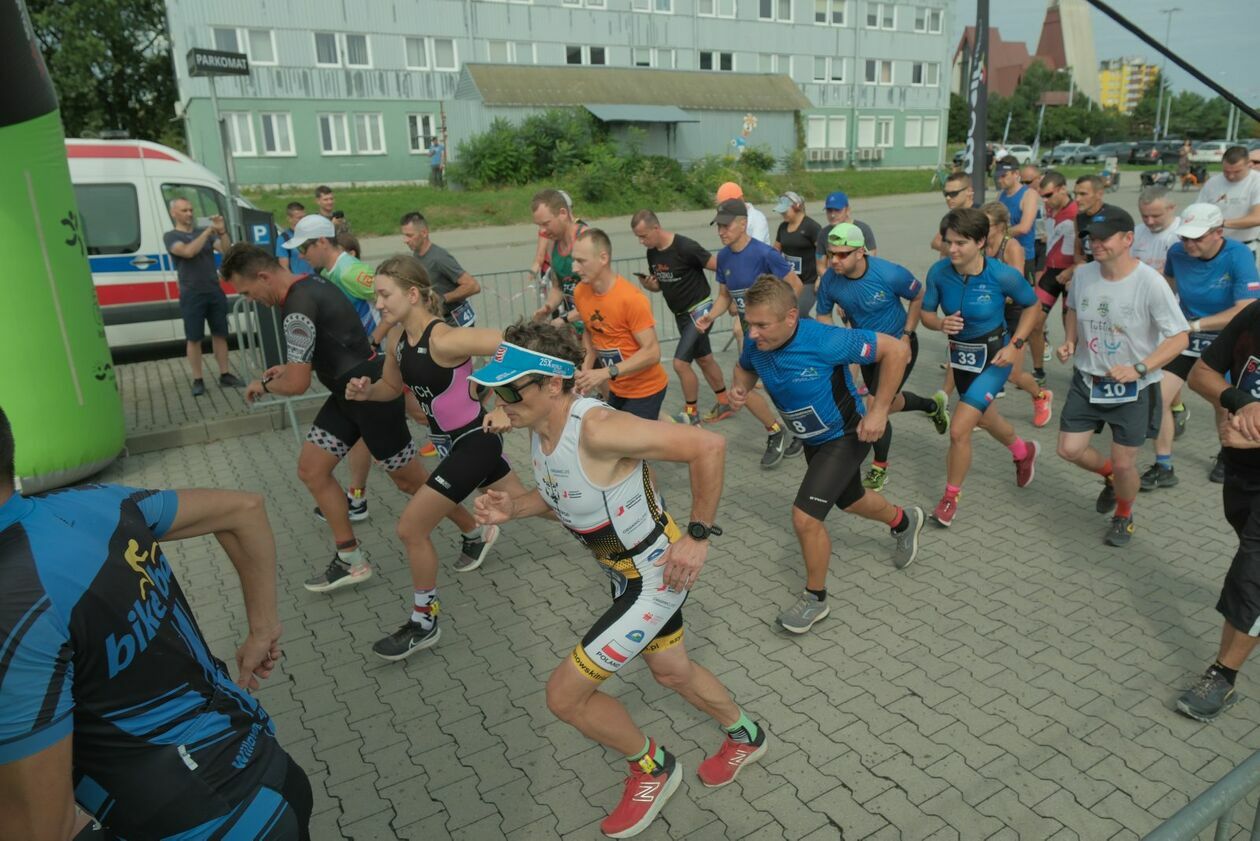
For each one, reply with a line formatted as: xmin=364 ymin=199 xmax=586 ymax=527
xmin=626 ymin=736 xmax=664 ymax=766
xmin=724 ymin=710 xmax=760 ymax=744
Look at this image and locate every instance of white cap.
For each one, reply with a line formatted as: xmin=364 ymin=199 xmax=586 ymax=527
xmin=284 ymin=214 xmax=336 ymax=250
xmin=1177 ymin=203 xmax=1225 ymax=240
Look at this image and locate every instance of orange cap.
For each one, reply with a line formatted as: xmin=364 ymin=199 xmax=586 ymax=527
xmin=715 ymin=181 xmax=744 ymax=203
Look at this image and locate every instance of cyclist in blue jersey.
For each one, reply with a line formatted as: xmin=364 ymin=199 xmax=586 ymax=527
xmin=695 ymin=198 xmax=805 ymax=469
xmin=0 ymin=406 xmax=311 ymax=840
xmin=922 ymin=208 xmax=1042 ymax=528
xmin=731 ymin=276 xmax=926 ymax=635
xmin=816 ymin=223 xmax=950 ymax=492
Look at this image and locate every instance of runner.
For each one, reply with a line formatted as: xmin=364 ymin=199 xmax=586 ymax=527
xmin=222 ymin=244 xmax=487 ymax=594
xmin=815 ymin=223 xmax=950 ymax=491
xmin=817 ymin=191 xmax=879 ymax=278
xmin=1146 ymin=203 xmax=1260 ymax=488
xmin=1180 ymin=300 xmax=1260 ymax=720
xmin=1021 ymin=162 xmax=1047 ymax=276
xmin=695 ymin=199 xmax=805 ymax=468
xmin=531 ymin=188 xmax=589 ymax=329
xmin=1071 ymin=175 xmax=1115 ymax=269
xmin=631 ymin=209 xmax=733 ymax=425
xmin=716 ymin=181 xmax=771 ymax=244
xmin=921 ymin=207 xmax=1042 ymax=527
xmin=345 ymin=255 xmax=525 ymax=660
xmin=995 ymin=161 xmax=1039 ymax=274
xmin=773 ymin=191 xmax=823 ymax=317
xmin=400 ymin=211 xmax=482 ymax=327
xmin=930 ymin=172 xmax=976 ymax=257
xmin=470 ymin=321 xmax=767 ymax=838
xmin=1054 ymin=205 xmax=1189 ymax=547
xmin=571 ymin=228 xmax=671 ymax=420
xmin=1033 ymin=171 xmax=1078 ymax=378
xmin=732 ymin=275 xmax=926 ymax=633
xmin=1133 ymin=187 xmax=1189 ymax=437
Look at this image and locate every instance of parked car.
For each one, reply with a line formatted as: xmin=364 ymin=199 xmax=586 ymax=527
xmin=1041 ymin=143 xmax=1098 ymax=166
xmin=1129 ymin=140 xmax=1183 ymax=166
xmin=952 ymin=144 xmax=996 ymax=170
xmin=1000 ymin=144 xmax=1035 ymax=165
xmin=1190 ymin=141 xmax=1229 ymax=163
xmin=1093 ymin=141 xmax=1137 ymax=161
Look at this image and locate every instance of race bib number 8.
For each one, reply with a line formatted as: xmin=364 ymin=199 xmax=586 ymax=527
xmin=1089 ymin=376 xmax=1139 ymax=404
xmin=1186 ymin=331 xmax=1218 ymax=359
xmin=781 ymin=405 xmax=829 ymax=438
xmin=948 ymin=340 xmax=988 ymax=373
xmin=597 ymin=348 xmax=624 ymax=368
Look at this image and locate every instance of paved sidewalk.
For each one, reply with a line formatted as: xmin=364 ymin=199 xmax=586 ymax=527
xmin=98 ymin=335 xmax=1260 ymax=840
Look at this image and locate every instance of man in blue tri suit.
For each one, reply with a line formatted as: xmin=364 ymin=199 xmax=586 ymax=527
xmin=922 ymin=207 xmax=1042 ymax=528
xmin=816 ymin=223 xmax=950 ymax=492
xmin=731 ymin=276 xmax=926 ymax=636
xmin=0 ymin=406 xmax=311 ymax=840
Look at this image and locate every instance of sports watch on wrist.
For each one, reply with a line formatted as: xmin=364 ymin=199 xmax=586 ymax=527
xmin=687 ymin=521 xmax=723 ymax=541
xmin=607 ymin=363 xmax=620 ymax=380
xmin=1134 ymin=362 xmax=1148 ymax=377
xmin=1012 ymin=337 xmax=1026 ymax=350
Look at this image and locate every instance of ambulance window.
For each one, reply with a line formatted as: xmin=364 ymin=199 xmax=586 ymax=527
xmin=161 ymin=184 xmax=227 ymax=224
xmin=73 ymin=183 xmax=141 ymax=255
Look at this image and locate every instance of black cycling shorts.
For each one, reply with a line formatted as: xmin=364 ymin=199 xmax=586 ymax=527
xmin=608 ymin=386 xmax=668 ymax=421
xmin=673 ymin=312 xmax=713 ymax=364
xmin=1219 ymin=470 xmax=1260 ymax=637
xmin=425 ymin=429 xmax=512 ymax=503
xmin=1038 ymin=267 xmax=1069 ymax=312
xmin=860 ymin=332 xmax=918 ymax=394
xmin=794 ymin=434 xmax=870 ymax=521
xmin=307 ymin=394 xmax=416 ymax=470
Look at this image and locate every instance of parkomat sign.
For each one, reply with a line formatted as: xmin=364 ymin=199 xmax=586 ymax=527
xmin=187 ymin=48 xmax=249 ymax=77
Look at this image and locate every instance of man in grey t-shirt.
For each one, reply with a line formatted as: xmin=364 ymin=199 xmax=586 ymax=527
xmin=399 ymin=211 xmax=481 ymax=326
xmin=815 ymin=191 xmax=878 ymax=280
xmin=162 ymin=197 xmax=244 ymax=396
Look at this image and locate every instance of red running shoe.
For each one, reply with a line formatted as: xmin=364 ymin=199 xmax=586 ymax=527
xmin=1015 ymin=440 xmax=1040 ymax=488
xmin=1032 ymin=389 xmax=1054 ymax=428
xmin=932 ymin=494 xmax=959 ymax=528
xmin=600 ymin=746 xmax=682 ymax=838
xmin=697 ymin=727 xmax=768 ymax=787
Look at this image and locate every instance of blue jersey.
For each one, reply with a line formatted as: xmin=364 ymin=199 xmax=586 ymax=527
xmin=0 ymin=485 xmax=292 ymax=839
xmin=924 ymin=257 xmax=1036 ymax=341
xmin=1166 ymin=239 xmax=1260 ymax=320
xmin=738 ymin=319 xmax=878 ymax=443
xmin=999 ymin=185 xmax=1036 ymax=255
xmin=815 ymin=256 xmax=922 ymax=338
xmin=717 ymin=238 xmax=793 ymax=323
xmin=275 ymin=227 xmax=314 ymax=276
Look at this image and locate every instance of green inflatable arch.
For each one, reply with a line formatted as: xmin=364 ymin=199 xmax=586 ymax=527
xmin=1 ymin=0 xmax=124 ymax=492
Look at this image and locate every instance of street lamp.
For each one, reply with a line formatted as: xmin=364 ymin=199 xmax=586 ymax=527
xmin=1153 ymin=7 xmax=1180 ymax=140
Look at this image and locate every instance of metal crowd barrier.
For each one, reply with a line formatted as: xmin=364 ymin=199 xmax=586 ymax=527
xmin=1143 ymin=749 xmax=1260 ymax=841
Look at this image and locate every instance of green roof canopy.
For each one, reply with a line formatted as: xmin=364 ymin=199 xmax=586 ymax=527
xmin=584 ymin=104 xmax=699 ymax=123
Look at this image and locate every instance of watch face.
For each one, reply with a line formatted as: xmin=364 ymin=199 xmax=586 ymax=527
xmin=688 ymin=523 xmax=706 ymax=539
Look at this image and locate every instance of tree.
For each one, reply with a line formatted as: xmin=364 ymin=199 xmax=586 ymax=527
xmin=947 ymin=93 xmax=970 ymax=143
xmin=29 ymin=0 xmax=181 ymax=148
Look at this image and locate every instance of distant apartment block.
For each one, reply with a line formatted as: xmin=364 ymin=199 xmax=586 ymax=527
xmin=1098 ymin=57 xmax=1158 ymax=114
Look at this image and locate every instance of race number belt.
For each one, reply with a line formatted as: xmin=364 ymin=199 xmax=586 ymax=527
xmin=688 ymin=298 xmax=714 ymax=327
xmin=1089 ymin=374 xmax=1139 ymax=404
xmin=781 ymin=405 xmax=830 ymax=439
xmin=446 ymin=301 xmax=476 ymax=328
xmin=948 ymin=340 xmax=988 ymax=373
xmin=1185 ymin=331 xmax=1218 ymax=359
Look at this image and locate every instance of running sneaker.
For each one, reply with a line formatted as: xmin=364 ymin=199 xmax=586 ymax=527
xmin=314 ymin=492 xmax=369 ymax=523
xmin=669 ymin=409 xmax=701 ymax=426
xmin=932 ymin=494 xmax=959 ymax=527
xmin=1171 ymin=404 xmax=1189 ymax=439
xmin=219 ymin=372 xmax=246 ymax=388
xmin=784 ymin=437 xmax=804 ymax=458
xmin=1177 ymin=668 xmax=1240 ymax=722
xmin=1096 ymin=476 xmax=1117 ymax=514
xmin=1139 ymin=463 xmax=1178 ymax=491
xmin=191 ymin=378 xmax=206 ymax=397
xmin=600 ymin=748 xmax=681 ymax=839
xmin=1042 ymin=346 xmax=1052 ymax=363
xmin=760 ymin=430 xmax=788 ymax=469
xmin=891 ymin=506 xmax=925 ymax=570
xmin=454 ymin=524 xmax=500 ymax=573
xmin=697 ymin=727 xmax=768 ymax=788
xmin=1210 ymin=456 xmax=1226 ymax=484
xmin=304 ymin=555 xmax=372 ymax=593
xmin=928 ymin=390 xmax=950 ymax=435
xmin=419 ymin=440 xmax=438 ymax=458
xmin=704 ymin=402 xmax=735 ymax=422
xmin=1105 ymin=515 xmax=1134 ymax=547
xmin=1032 ymin=389 xmax=1054 ymax=429
xmin=778 ymin=592 xmax=830 ymax=634
xmin=372 ymin=619 xmax=441 ymax=661
xmin=1014 ymin=440 xmax=1040 ymax=488
xmin=862 ymin=465 xmax=888 ymax=492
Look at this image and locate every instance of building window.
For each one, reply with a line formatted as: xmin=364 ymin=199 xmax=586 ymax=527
xmin=914 ymin=7 xmax=942 ymax=33
xmin=805 ymin=115 xmax=847 ymax=149
xmin=813 ymin=56 xmax=844 ymax=83
xmin=405 ymin=37 xmax=427 ymax=69
xmin=911 ymin=61 xmax=939 ymax=86
xmin=904 ymin=116 xmax=939 ymax=147
xmin=759 ymin=0 xmax=791 ymax=21
xmin=408 ymin=114 xmax=437 ymax=153
xmin=632 ymin=0 xmax=673 ymax=11
xmin=344 ymin=34 xmax=371 ymax=67
xmin=211 ymin=27 xmax=276 ymax=64
xmin=223 ymin=112 xmax=255 ymax=156
xmin=567 ymin=45 xmax=605 ymax=65
xmin=433 ymin=38 xmax=457 ymax=70
xmin=212 ymin=27 xmax=239 ymax=53
xmin=566 ymin=45 xmax=582 ymax=65
xmin=922 ymin=115 xmax=940 ymax=147
xmin=404 ymin=36 xmax=455 ymax=71
xmin=700 ymin=50 xmax=733 ymax=71
xmin=318 ymin=113 xmax=350 ymax=155
xmin=259 ymin=112 xmax=294 ymax=155
xmin=814 ymin=0 xmax=846 ymax=24
xmin=633 ymin=47 xmax=652 ymax=66
xmin=314 ymin=32 xmax=340 ymax=66
xmin=876 ymin=117 xmax=894 ymax=147
xmin=590 ymin=46 xmax=606 ymax=65
xmin=760 ymin=54 xmax=791 ymax=75
xmin=864 ymin=59 xmax=893 ymax=85
xmin=353 ymin=113 xmax=385 ymax=154
xmin=564 ymin=0 xmax=607 ymax=5
xmin=698 ymin=0 xmax=736 ymax=16
xmin=904 ymin=116 xmax=922 ymax=147
xmin=866 ymin=2 xmax=895 ymax=29
xmin=489 ymin=40 xmax=535 ymax=63
xmin=634 ymin=47 xmax=674 ymax=68
xmin=857 ymin=115 xmax=875 ymax=147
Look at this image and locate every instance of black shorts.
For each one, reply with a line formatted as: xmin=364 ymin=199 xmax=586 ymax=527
xmin=1037 ymin=267 xmax=1069 ymax=312
xmin=1164 ymin=352 xmax=1198 ymax=381
xmin=860 ymin=332 xmax=919 ymax=394
xmin=1220 ymin=469 xmax=1260 ymax=636
xmin=794 ymin=434 xmax=870 ymax=521
xmin=180 ymin=286 xmax=230 ymax=342
xmin=425 ymin=429 xmax=512 ymax=503
xmin=608 ymin=386 xmax=668 ymax=421
xmin=1034 ymin=239 xmax=1047 ymax=272
xmin=1058 ymin=369 xmax=1161 ymax=447
xmin=673 ymin=312 xmax=713 ymax=364
xmin=308 ymin=394 xmax=416 ymax=469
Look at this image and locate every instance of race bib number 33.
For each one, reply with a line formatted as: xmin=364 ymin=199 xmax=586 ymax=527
xmin=948 ymin=340 xmax=988 ymax=373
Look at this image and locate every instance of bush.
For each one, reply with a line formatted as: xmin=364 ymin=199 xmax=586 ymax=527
xmin=737 ymin=144 xmax=776 ymax=174
xmin=454 ymin=118 xmax=534 ymax=188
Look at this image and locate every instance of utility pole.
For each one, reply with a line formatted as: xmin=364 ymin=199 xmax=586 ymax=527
xmin=1152 ymin=7 xmax=1180 ymax=140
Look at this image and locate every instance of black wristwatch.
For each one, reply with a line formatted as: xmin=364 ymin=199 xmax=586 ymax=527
xmin=687 ymin=521 xmax=723 ymax=541
xmin=607 ymin=363 xmax=620 ymax=380
xmin=1135 ymin=362 xmax=1149 ymax=377
xmin=1012 ymin=337 xmax=1026 ymax=350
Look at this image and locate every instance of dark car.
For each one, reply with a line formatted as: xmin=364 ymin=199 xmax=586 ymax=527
xmin=1093 ymin=141 xmax=1136 ymax=161
xmin=1130 ymin=140 xmax=1183 ymax=166
xmin=1041 ymin=143 xmax=1098 ymax=166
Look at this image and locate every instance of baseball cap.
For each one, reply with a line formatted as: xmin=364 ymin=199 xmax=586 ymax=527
xmin=994 ymin=160 xmax=1018 ymax=176
xmin=1083 ymin=205 xmax=1135 ymax=240
xmin=824 ymin=191 xmax=850 ymax=211
xmin=711 ymin=198 xmax=748 ymax=225
xmin=1177 ymin=203 xmax=1225 ymax=239
xmin=773 ymin=191 xmax=804 ymax=214
xmin=827 ymin=223 xmax=866 ymax=249
xmin=284 ymin=213 xmax=336 ymax=249
xmin=716 ymin=181 xmax=745 ymax=202
xmin=468 ymin=342 xmax=576 ymax=387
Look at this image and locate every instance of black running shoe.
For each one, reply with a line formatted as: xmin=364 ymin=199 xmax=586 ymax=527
xmin=372 ymin=619 xmax=441 ymax=661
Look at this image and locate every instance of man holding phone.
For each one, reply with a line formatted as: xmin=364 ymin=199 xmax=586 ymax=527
xmin=630 ymin=209 xmax=733 ymax=425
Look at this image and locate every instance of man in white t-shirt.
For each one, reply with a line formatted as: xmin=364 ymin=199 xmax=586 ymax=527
xmin=1054 ymin=205 xmax=1189 ymax=550
xmin=1132 ymin=186 xmax=1181 ymax=274
xmin=1198 ymin=145 xmax=1260 ymax=266
xmin=716 ymin=181 xmax=771 ymax=244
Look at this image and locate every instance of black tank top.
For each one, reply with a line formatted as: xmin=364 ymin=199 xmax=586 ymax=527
xmin=395 ymin=320 xmax=484 ymax=440
xmin=282 ymin=275 xmax=378 ymax=392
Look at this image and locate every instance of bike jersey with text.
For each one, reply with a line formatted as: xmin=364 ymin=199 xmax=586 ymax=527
xmin=395 ymin=320 xmax=483 ymax=439
xmin=923 ymin=257 xmax=1037 ymax=341
xmin=283 ymin=274 xmax=377 ymax=392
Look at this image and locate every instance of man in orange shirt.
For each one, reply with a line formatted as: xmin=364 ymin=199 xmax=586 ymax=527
xmin=572 ymin=228 xmax=670 ymax=419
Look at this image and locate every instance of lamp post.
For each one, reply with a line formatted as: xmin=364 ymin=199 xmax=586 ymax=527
xmin=1152 ymin=7 xmax=1180 ymax=140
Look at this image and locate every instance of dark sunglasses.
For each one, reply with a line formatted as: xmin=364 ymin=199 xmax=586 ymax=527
xmin=1039 ymin=190 xmax=1057 ymax=199
xmin=1021 ymin=178 xmax=1036 ymax=185
xmin=943 ymin=188 xmax=965 ymax=199
xmin=827 ymin=249 xmax=860 ymax=259
xmin=297 ymin=241 xmax=315 ymax=254
xmin=1179 ymin=231 xmax=1214 ymax=244
xmin=487 ymin=376 xmax=544 ymax=404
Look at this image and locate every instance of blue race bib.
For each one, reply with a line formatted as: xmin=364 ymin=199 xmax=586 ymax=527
xmin=447 ymin=301 xmax=477 ymax=327
xmin=948 ymin=340 xmax=988 ymax=373
xmin=1090 ymin=375 xmax=1139 ymax=404
xmin=781 ymin=405 xmax=830 ymax=438
xmin=1186 ymin=331 xmax=1218 ymax=359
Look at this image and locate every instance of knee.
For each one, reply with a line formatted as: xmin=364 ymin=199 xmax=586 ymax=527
xmin=545 ymin=679 xmax=581 ymax=723
xmin=948 ymin=421 xmax=971 ymax=447
xmin=1055 ymin=441 xmax=1081 ymax=462
xmin=650 ymin=662 xmax=691 ymax=692
xmin=296 ymin=457 xmax=326 ymax=487
xmin=1111 ymin=449 xmax=1138 ymax=471
xmin=672 ymin=358 xmax=690 ymax=376
xmin=792 ymin=506 xmax=822 ymax=536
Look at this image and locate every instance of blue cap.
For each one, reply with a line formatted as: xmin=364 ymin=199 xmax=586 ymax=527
xmin=824 ymin=191 xmax=849 ymax=210
xmin=469 ymin=342 xmax=576 ymax=386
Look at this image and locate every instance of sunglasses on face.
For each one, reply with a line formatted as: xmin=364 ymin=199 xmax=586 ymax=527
xmin=943 ymin=188 xmax=965 ymax=199
xmin=828 ymin=249 xmax=860 ymax=259
xmin=1180 ymin=231 xmax=1214 ymax=244
xmin=1040 ymin=190 xmax=1057 ymax=199
xmin=1021 ymin=178 xmax=1035 ymax=185
xmin=488 ymin=376 xmax=544 ymax=404
xmin=297 ymin=241 xmax=314 ymax=254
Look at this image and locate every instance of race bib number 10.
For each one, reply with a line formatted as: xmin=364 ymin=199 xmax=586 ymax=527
xmin=1089 ymin=376 xmax=1139 ymax=404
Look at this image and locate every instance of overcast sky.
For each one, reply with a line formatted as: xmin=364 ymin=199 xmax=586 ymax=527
xmin=951 ymin=0 xmax=1258 ymax=104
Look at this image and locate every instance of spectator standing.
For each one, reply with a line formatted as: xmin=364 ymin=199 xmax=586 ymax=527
xmin=275 ymin=201 xmax=314 ymax=276
xmin=428 ymin=137 xmax=445 ymax=188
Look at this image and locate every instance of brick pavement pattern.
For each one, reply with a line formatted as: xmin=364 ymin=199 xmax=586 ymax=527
xmin=98 ymin=331 xmax=1260 ymax=840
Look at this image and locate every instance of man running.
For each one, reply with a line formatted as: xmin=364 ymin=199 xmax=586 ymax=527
xmin=817 ymin=191 xmax=878 ymax=277
xmin=1133 ymin=187 xmax=1181 ymax=274
xmin=471 ymin=322 xmax=767 ymax=838
xmin=931 ymin=173 xmax=976 ymax=257
xmin=631 ymin=209 xmax=733 ymax=425
xmin=1197 ymin=145 xmax=1260 ymax=270
xmin=773 ymin=191 xmax=823 ymax=316
xmin=1054 ymin=206 xmax=1189 ymax=547
xmin=732 ymin=275 xmax=925 ymax=633
xmin=532 ymin=188 xmax=590 ymax=328
xmin=1146 ymin=203 xmax=1260 ymax=488
xmin=400 ymin=211 xmax=482 ymax=327
xmin=995 ymin=161 xmax=1039 ymax=276
xmin=695 ymin=199 xmax=804 ymax=468
xmin=716 ymin=181 xmax=771 ymax=244
xmin=222 ymin=244 xmax=486 ymax=593
xmin=921 ymin=208 xmax=1041 ymax=527
xmin=1032 ymin=171 xmax=1078 ymax=378
xmin=571 ymin=228 xmax=671 ymax=421
xmin=1070 ymin=175 xmax=1115 ymax=271
xmin=815 ymin=223 xmax=950 ymax=491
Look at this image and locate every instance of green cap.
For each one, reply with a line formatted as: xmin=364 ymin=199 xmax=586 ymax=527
xmin=827 ymin=222 xmax=866 ymax=249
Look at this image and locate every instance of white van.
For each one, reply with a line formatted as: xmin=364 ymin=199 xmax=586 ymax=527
xmin=68 ymin=138 xmax=254 ymax=349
